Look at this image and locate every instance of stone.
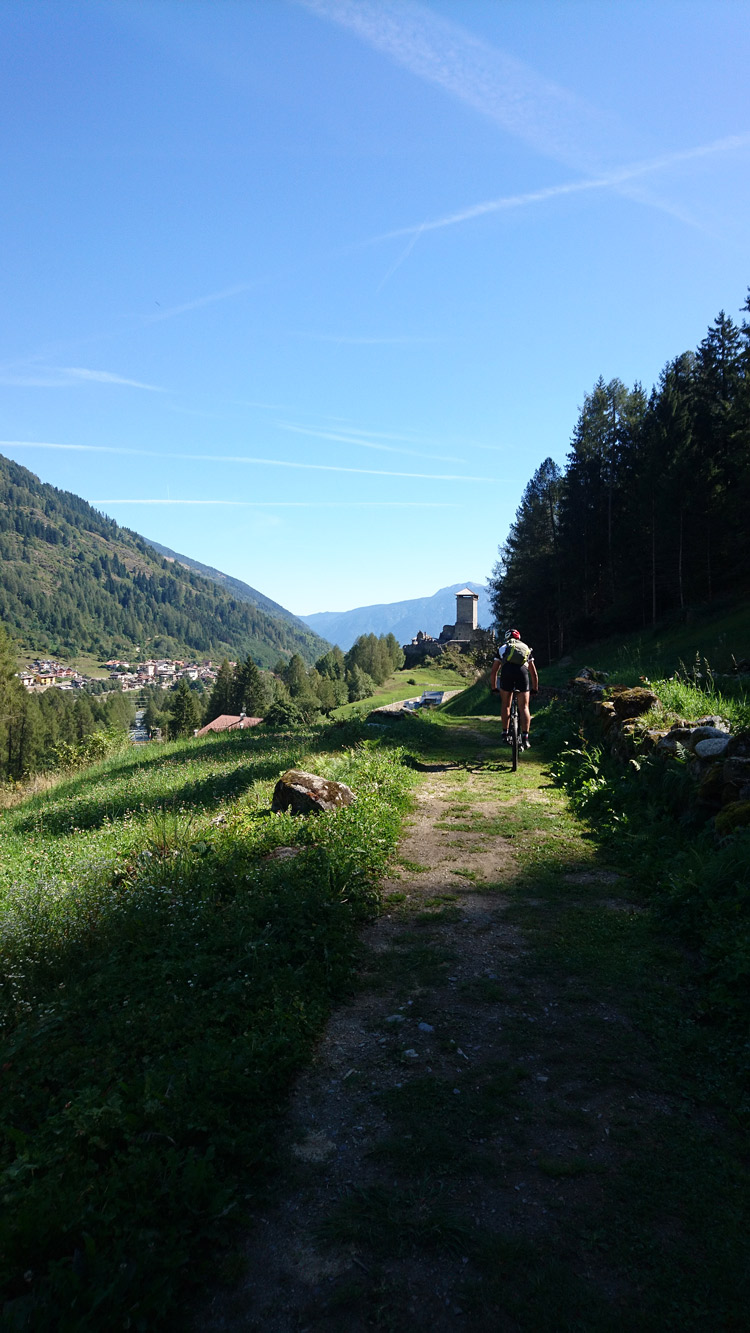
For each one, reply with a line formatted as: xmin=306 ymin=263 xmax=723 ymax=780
xmin=686 ymin=725 xmax=729 ymax=751
xmin=418 ymin=1021 xmax=434 ymax=1033
xmin=694 ymin=737 xmax=730 ymax=760
xmin=696 ymin=715 xmax=728 ymax=730
xmin=722 ymin=757 xmax=750 ymax=787
xmin=385 ymin=1013 xmax=405 ymax=1024
xmin=668 ymin=726 xmax=693 ymax=743
xmin=577 ymin=665 xmax=609 ymax=682
xmin=271 ymin=769 xmax=355 ymax=816
xmin=569 ymin=677 xmax=604 ymax=699
xmin=726 ymin=730 xmax=750 ymax=759
xmin=656 ymin=734 xmax=686 ymax=755
xmin=611 ymin=687 xmax=658 ymax=719
xmin=698 ymin=765 xmax=724 ymax=805
xmin=263 ymin=845 xmax=303 ymax=862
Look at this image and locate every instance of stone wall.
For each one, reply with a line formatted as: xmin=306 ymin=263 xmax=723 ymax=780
xmin=568 ymin=670 xmax=750 ymax=832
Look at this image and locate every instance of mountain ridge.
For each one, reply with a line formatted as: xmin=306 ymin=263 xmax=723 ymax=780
xmin=0 ymin=453 xmax=329 ymax=666
xmin=299 ymin=582 xmax=494 ymax=651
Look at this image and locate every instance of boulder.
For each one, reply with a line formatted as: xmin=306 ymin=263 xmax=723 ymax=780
xmin=726 ymin=730 xmax=750 ymax=759
xmin=271 ymin=769 xmax=356 ymax=816
xmin=694 ymin=737 xmax=731 ymax=760
xmin=611 ymin=687 xmax=658 ymax=719
xmin=668 ymin=726 xmax=694 ymax=744
xmin=569 ymin=677 xmax=605 ymax=700
xmin=697 ymin=764 xmax=724 ymax=806
xmin=656 ymin=734 xmax=687 ymax=755
xmin=696 ymin=715 xmax=729 ymax=730
xmin=687 ymin=725 xmax=729 ymax=751
xmin=722 ymin=757 xmax=750 ymax=788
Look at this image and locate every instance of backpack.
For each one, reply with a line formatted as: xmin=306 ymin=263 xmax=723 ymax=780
xmin=504 ymin=639 xmax=531 ymax=666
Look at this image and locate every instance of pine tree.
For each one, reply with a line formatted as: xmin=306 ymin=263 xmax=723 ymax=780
xmin=205 ymin=660 xmax=234 ymax=723
xmin=169 ymin=678 xmax=200 ymax=739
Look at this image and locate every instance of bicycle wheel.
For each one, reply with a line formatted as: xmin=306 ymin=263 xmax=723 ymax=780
xmin=510 ymin=696 xmax=519 ymax=772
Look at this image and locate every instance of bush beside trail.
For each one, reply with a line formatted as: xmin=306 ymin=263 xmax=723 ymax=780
xmin=550 ymin=681 xmax=750 ymax=1049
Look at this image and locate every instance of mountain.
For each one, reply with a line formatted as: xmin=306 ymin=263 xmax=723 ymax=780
xmin=0 ymin=454 xmax=329 ymax=667
xmin=144 ymin=538 xmax=307 ymax=627
xmin=299 ymin=582 xmax=494 ymax=651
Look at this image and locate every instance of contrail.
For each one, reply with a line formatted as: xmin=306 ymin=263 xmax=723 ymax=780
xmin=0 ymin=440 xmax=496 ymax=483
xmin=93 ymin=499 xmax=458 ymax=508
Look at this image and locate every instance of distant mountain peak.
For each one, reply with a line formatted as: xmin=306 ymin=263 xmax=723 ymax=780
xmin=298 ymin=582 xmax=493 ymax=651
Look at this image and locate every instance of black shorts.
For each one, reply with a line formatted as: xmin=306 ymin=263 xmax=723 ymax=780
xmin=499 ymin=662 xmax=530 ymax=693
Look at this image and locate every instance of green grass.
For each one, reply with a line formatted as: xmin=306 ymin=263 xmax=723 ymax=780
xmin=0 ymin=723 xmax=415 ymax=1329
xmin=540 ymin=594 xmax=750 ymax=686
xmin=640 ymin=675 xmax=750 ymax=729
xmin=331 ymin=664 xmax=468 ymax=719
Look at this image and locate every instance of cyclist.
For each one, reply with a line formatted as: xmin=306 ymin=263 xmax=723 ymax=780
xmin=490 ymin=630 xmax=539 ymax=750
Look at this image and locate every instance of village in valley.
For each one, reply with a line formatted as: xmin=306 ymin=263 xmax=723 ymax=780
xmin=18 ymin=656 xmax=220 ymax=693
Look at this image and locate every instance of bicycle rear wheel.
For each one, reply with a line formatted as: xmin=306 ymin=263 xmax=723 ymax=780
xmin=510 ymin=697 xmax=519 ymax=772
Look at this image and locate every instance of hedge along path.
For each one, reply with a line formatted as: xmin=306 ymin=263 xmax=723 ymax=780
xmin=196 ymin=716 xmax=749 ymax=1333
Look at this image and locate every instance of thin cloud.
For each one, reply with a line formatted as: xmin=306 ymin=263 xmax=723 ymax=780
xmin=298 ymin=0 xmax=626 ymax=170
xmin=292 ymin=330 xmax=440 ymax=344
xmin=145 ymin=281 xmax=259 ymax=324
xmin=372 ymin=133 xmax=750 ymax=244
xmin=93 ymin=499 xmax=457 ymax=507
xmin=0 ymin=365 xmax=162 ymax=390
xmin=300 ymin=0 xmax=745 ymax=229
xmin=1 ymin=440 xmax=495 ymax=483
xmin=276 ymin=421 xmax=465 ymax=463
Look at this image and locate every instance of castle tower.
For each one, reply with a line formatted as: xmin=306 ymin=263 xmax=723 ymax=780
xmin=455 ymin=588 xmax=478 ymax=631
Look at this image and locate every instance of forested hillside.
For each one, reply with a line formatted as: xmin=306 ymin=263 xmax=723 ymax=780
xmin=490 ymin=293 xmax=750 ymax=662
xmin=144 ymin=537 xmax=308 ymax=627
xmin=0 ymin=455 xmax=329 ymax=666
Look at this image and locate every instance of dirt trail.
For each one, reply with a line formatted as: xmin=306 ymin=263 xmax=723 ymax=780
xmin=194 ymin=728 xmax=713 ymax=1331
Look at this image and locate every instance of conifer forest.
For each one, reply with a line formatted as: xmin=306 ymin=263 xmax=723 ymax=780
xmin=489 ymin=296 xmax=750 ymax=661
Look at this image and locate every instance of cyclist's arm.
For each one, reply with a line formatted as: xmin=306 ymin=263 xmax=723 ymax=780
xmin=489 ymin=656 xmax=501 ymax=691
xmin=529 ymin=658 xmax=539 ymax=692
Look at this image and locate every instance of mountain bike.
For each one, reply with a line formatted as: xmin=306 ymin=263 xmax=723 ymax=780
xmin=508 ymin=687 xmax=521 ymax=772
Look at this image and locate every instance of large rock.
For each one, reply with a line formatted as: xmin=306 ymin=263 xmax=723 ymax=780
xmin=271 ymin=769 xmax=356 ymax=816
xmin=723 ymin=757 xmax=750 ymax=788
xmin=687 ymin=725 xmax=730 ymax=751
xmin=694 ymin=737 xmax=731 ymax=760
xmin=611 ymin=687 xmax=658 ymax=719
xmin=569 ymin=676 xmax=605 ymax=700
xmin=726 ymin=730 xmax=750 ymax=758
xmin=656 ymin=733 xmax=687 ymax=756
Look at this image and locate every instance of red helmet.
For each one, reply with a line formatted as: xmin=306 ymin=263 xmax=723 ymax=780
xmin=505 ymin=628 xmax=521 ymax=640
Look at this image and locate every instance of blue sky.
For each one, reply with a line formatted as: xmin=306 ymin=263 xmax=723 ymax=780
xmin=1 ymin=0 xmax=748 ymax=615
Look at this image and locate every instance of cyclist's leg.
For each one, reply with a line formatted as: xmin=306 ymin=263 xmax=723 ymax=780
xmin=499 ymin=689 xmax=512 ymax=734
xmin=518 ymin=691 xmax=531 ymax=732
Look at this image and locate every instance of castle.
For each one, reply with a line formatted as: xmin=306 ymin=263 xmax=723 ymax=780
xmin=402 ymin=588 xmax=495 ymax=667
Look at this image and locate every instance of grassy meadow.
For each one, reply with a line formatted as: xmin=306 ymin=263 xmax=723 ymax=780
xmin=332 ymin=663 xmax=468 ymax=719
xmin=0 ymin=721 xmax=416 ymax=1329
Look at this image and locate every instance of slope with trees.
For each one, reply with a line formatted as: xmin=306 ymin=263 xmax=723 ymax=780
xmin=0 ymin=455 xmax=329 ymax=666
xmin=489 ymin=293 xmax=750 ymax=661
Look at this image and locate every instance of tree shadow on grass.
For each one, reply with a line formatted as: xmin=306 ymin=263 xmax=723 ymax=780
xmin=12 ymin=733 xmax=303 ymax=837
